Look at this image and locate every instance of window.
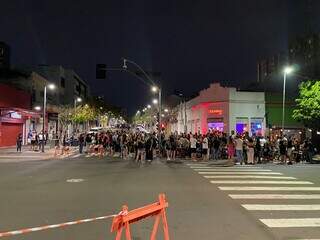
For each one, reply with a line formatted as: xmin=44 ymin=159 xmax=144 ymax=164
xmin=60 ymin=77 xmax=65 ymax=88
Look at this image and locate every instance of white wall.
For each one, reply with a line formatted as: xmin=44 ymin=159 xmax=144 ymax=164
xmin=229 ymin=89 xmax=266 ymax=136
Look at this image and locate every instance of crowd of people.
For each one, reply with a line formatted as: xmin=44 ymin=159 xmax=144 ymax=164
xmin=73 ymin=129 xmax=316 ymax=165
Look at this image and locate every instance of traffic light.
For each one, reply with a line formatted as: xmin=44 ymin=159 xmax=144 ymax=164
xmin=96 ymin=64 xmax=106 ymax=79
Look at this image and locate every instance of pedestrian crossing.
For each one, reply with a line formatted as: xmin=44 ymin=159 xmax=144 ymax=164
xmin=186 ymin=163 xmax=320 ymax=239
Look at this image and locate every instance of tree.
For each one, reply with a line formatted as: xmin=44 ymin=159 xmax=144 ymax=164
xmin=293 ymin=80 xmax=320 ymax=130
xmin=72 ymin=104 xmax=98 ymax=123
xmin=58 ymin=105 xmax=73 ymax=134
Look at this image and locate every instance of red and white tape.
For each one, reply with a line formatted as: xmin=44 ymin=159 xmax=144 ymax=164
xmin=0 ymin=214 xmax=117 ymax=238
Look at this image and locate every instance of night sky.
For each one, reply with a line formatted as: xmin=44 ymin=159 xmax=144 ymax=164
xmin=0 ymin=0 xmax=289 ymax=115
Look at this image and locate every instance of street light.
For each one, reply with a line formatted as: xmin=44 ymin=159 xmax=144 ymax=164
xmin=147 ymin=105 xmax=151 ymax=109
xmin=153 ymin=99 xmax=158 ymax=104
xmin=34 ymin=106 xmax=41 ymax=111
xmin=164 ymin=108 xmax=169 ymax=113
xmin=282 ymin=66 xmax=294 ymax=133
xmin=42 ymin=83 xmax=56 ymax=152
xmin=74 ymin=97 xmax=82 ymax=108
xmin=151 ymin=86 xmax=158 ymax=92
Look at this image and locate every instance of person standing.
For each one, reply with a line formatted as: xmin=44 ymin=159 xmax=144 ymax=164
xmin=247 ymin=138 xmax=255 ymax=164
xmin=190 ymin=135 xmax=197 ymax=161
xmin=235 ymin=135 xmax=244 ymax=164
xmin=16 ymin=133 xmax=23 ymax=152
xmin=79 ymin=133 xmax=84 ymax=154
xmin=212 ymin=136 xmax=220 ymax=160
xmin=202 ymin=135 xmax=209 ymax=161
xmin=227 ymin=136 xmax=235 ymax=160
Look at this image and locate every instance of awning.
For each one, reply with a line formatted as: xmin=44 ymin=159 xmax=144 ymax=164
xmin=0 ymin=107 xmax=41 ymax=119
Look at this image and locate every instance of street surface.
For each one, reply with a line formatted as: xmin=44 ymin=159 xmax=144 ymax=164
xmin=1 ymin=155 xmax=320 ymax=239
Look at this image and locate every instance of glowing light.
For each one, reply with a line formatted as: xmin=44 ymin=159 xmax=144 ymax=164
xmin=164 ymin=108 xmax=169 ymax=112
xmin=47 ymin=83 xmax=56 ymax=90
xmin=151 ymin=86 xmax=158 ymax=92
xmin=34 ymin=106 xmax=41 ymax=111
xmin=152 ymin=99 xmax=158 ymax=104
xmin=76 ymin=97 xmax=82 ymax=102
xmin=284 ymin=66 xmax=294 ymax=74
xmin=208 ymin=109 xmax=223 ymax=115
xmin=147 ymin=105 xmax=151 ymax=109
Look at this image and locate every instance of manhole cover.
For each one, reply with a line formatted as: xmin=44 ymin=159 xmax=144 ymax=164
xmin=66 ymin=179 xmax=84 ymax=183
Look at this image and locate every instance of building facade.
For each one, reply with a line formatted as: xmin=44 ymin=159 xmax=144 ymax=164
xmin=0 ymin=84 xmax=40 ymax=147
xmin=170 ymin=83 xmax=266 ymax=136
xmin=34 ymin=65 xmax=90 ymax=106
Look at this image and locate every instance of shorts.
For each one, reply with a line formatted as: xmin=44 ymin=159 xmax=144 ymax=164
xmin=191 ymin=148 xmax=196 ymax=153
xmin=202 ymin=149 xmax=208 ymax=155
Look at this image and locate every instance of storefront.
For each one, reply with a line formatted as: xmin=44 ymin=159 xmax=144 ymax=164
xmin=177 ymin=83 xmax=266 ymax=136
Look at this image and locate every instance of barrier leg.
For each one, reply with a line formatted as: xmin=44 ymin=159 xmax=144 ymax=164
xmin=115 ymin=226 xmax=123 ymax=240
xmin=159 ymin=194 xmax=170 ymax=240
xmin=150 ymin=213 xmax=161 ymax=240
xmin=125 ymin=222 xmax=132 ymax=240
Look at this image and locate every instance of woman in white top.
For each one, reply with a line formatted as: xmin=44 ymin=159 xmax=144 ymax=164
xmin=202 ymin=136 xmax=209 ymax=161
xmin=190 ymin=135 xmax=197 ymax=161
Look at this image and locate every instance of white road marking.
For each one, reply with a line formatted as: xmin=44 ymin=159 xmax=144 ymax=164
xmin=219 ymin=187 xmax=320 ymax=191
xmin=211 ymin=180 xmax=313 ymax=185
xmin=191 ymin=167 xmax=266 ymax=170
xmin=259 ymin=218 xmax=320 ymax=228
xmin=66 ymin=179 xmax=84 ymax=183
xmin=242 ymin=204 xmax=320 ymax=211
xmin=188 ymin=165 xmax=260 ymax=169
xmin=204 ymin=176 xmax=296 ymax=179
xmin=198 ymin=172 xmax=283 ymax=175
xmin=229 ymin=194 xmax=320 ymax=199
xmin=71 ymin=154 xmax=81 ymax=158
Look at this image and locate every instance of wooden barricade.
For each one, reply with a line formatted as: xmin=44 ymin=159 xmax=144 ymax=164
xmin=111 ymin=193 xmax=170 ymax=240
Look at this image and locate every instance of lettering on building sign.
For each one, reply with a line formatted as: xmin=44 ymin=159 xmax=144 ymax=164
xmin=208 ymin=109 xmax=223 ymax=115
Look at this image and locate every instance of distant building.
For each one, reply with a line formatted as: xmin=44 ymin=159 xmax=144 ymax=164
xmin=34 ymin=65 xmax=90 ymax=106
xmin=0 ymin=42 xmax=10 ymax=69
xmin=170 ymin=83 xmax=266 ymax=136
xmin=0 ymin=68 xmax=59 ymax=134
xmin=0 ymin=83 xmax=40 ymax=147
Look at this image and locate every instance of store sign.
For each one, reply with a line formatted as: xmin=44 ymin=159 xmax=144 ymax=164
xmin=208 ymin=109 xmax=222 ymax=115
xmin=10 ymin=112 xmax=22 ymax=119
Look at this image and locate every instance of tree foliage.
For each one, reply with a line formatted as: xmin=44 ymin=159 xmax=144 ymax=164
xmin=293 ymin=80 xmax=320 ymax=130
xmin=58 ymin=105 xmax=73 ymax=133
xmin=72 ymin=104 xmax=98 ymax=123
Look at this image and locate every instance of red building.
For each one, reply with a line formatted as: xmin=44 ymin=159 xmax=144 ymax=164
xmin=0 ymin=84 xmax=40 ymax=147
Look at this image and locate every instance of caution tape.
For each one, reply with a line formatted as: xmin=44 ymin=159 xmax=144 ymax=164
xmin=0 ymin=214 xmax=117 ymax=238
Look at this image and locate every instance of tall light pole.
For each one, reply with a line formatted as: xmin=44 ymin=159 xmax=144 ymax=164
xmin=122 ymin=58 xmax=163 ymax=152
xmin=282 ymin=66 xmax=293 ymax=134
xmin=74 ymin=97 xmax=82 ymax=109
xmin=42 ymin=83 xmax=56 ymax=152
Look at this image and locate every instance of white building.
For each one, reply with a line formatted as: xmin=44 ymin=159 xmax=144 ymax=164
xmin=170 ymin=83 xmax=266 ymax=136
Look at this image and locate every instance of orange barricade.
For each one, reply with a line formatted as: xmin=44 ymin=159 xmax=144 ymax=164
xmin=111 ymin=193 xmax=170 ymax=240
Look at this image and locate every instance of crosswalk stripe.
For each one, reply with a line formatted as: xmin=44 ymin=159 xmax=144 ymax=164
xmin=192 ymin=167 xmax=271 ymax=172
xmin=192 ymin=168 xmax=271 ymax=172
xmin=211 ymin=180 xmax=313 ymax=185
xmin=259 ymin=218 xmax=320 ymax=228
xmin=188 ymin=166 xmax=260 ymax=169
xmin=229 ymin=194 xmax=320 ymax=199
xmin=219 ymin=187 xmax=320 ymax=191
xmin=187 ymin=164 xmax=261 ymax=168
xmin=204 ymin=176 xmax=296 ymax=179
xmin=243 ymin=204 xmax=320 ymax=211
xmin=198 ymin=172 xmax=283 ymax=175
xmin=71 ymin=154 xmax=81 ymax=158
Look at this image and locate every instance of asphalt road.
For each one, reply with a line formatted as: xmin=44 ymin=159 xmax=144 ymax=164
xmin=0 ymin=156 xmax=320 ymax=240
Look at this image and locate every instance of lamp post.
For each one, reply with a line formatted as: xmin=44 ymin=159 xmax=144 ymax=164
xmin=282 ymin=66 xmax=293 ymax=133
xmin=122 ymin=58 xmax=163 ymax=153
xmin=74 ymin=97 xmax=82 ymax=109
xmin=42 ymin=83 xmax=56 ymax=152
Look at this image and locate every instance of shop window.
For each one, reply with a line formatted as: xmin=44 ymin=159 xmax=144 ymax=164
xmin=251 ymin=118 xmax=263 ymax=136
xmin=236 ymin=117 xmax=248 ymax=135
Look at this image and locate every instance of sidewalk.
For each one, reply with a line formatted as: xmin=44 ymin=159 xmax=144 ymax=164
xmin=0 ymin=145 xmax=78 ymax=162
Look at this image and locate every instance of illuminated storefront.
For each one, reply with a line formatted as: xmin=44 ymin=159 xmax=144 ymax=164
xmin=176 ymin=83 xmax=266 ymax=136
